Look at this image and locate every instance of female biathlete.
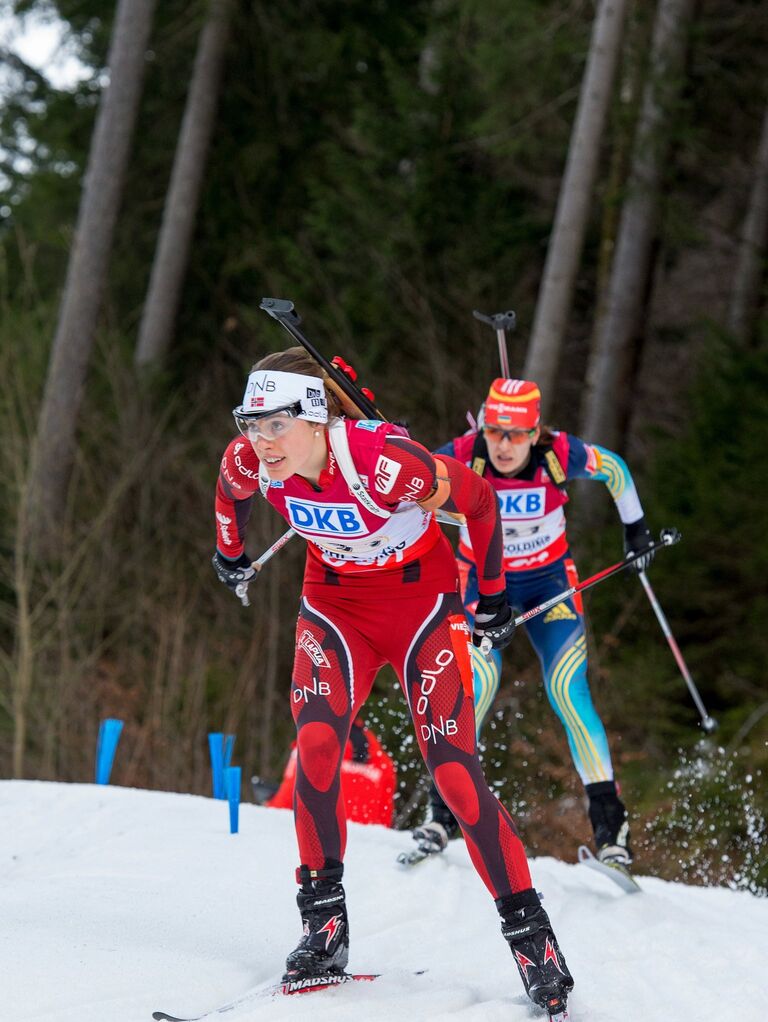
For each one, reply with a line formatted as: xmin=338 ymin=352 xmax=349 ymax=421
xmin=213 ymin=349 xmax=573 ymax=1014
xmin=411 ymin=378 xmax=653 ymax=870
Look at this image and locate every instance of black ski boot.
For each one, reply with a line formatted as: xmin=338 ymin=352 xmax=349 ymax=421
xmin=496 ymin=889 xmax=573 ymax=1016
xmin=411 ymin=783 xmax=460 ymax=855
xmin=586 ymin=780 xmax=633 ymax=866
xmin=283 ymin=861 xmax=349 ymax=981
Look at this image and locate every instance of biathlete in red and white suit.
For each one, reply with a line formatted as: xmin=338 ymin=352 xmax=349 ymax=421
xmin=415 ymin=378 xmax=654 ymax=870
xmin=212 ymin=348 xmax=573 ymax=1011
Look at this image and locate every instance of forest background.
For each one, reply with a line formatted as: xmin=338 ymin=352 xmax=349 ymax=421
xmin=1 ymin=0 xmax=766 ymax=893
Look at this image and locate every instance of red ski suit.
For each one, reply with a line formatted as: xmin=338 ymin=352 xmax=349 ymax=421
xmin=215 ymin=419 xmax=532 ymax=898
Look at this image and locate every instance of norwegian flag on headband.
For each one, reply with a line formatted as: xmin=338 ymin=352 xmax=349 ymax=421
xmin=483 ymin=378 xmax=541 ymax=429
xmin=236 ymin=369 xmax=329 ymax=423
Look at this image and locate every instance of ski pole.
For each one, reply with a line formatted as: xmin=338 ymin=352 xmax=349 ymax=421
xmin=472 ymin=308 xmax=516 ymax=379
xmin=235 ymin=528 xmax=297 ymax=607
xmin=637 ymin=569 xmax=718 ymax=733
xmin=479 ymin=527 xmax=681 ymax=655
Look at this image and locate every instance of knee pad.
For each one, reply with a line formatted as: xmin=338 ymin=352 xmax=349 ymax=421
xmin=296 ymin=721 xmax=344 ymax=793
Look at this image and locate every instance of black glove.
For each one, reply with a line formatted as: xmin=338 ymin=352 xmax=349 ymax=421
xmin=472 ymin=591 xmax=516 ymax=651
xmin=212 ymin=551 xmax=256 ymax=592
xmin=623 ymin=517 xmax=654 ymax=573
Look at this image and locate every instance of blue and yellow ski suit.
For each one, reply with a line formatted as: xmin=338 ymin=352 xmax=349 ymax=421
xmin=438 ymin=429 xmax=645 ymax=786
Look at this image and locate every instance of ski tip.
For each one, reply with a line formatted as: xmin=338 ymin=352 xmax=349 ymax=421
xmin=396 ymin=850 xmax=427 ymax=867
xmin=577 ymin=843 xmax=641 ymax=893
xmin=396 ymin=844 xmax=446 ymax=867
xmin=152 ymin=1013 xmax=186 ymax=1022
xmin=544 ymin=992 xmax=570 ymax=1021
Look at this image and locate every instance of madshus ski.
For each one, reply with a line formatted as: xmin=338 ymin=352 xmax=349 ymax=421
xmin=152 ymin=970 xmax=423 ymax=1020
xmin=152 ymin=969 xmax=570 ymax=1022
xmin=577 ymin=845 xmax=641 ymax=894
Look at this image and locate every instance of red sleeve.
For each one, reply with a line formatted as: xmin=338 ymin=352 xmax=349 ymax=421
xmin=215 ymin=437 xmax=260 ymax=558
xmin=438 ymin=455 xmax=503 ymax=595
xmin=374 ymin=438 xmax=503 ymax=595
xmin=372 ymin=435 xmax=437 ymax=504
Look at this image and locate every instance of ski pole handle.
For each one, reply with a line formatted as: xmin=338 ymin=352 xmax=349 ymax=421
xmin=472 ymin=309 xmax=517 ymax=333
xmin=472 ymin=308 xmax=516 ymax=378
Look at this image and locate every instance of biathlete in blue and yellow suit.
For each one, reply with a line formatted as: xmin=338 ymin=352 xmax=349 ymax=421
xmin=410 ymin=378 xmax=654 ymax=868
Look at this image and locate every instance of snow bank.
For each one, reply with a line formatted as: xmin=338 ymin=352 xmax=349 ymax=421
xmin=2 ymin=781 xmax=765 ymax=1021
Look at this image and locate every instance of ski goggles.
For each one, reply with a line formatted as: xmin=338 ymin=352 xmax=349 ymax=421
xmin=233 ymin=402 xmax=304 ymax=441
xmin=483 ymin=425 xmax=538 ymax=444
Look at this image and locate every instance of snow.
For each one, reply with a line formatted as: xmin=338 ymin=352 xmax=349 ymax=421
xmin=2 ymin=781 xmax=766 ymax=1022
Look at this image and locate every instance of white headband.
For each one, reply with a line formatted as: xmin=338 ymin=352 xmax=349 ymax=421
xmin=236 ymin=369 xmax=329 ymax=423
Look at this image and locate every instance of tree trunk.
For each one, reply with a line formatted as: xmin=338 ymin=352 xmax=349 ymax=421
xmin=524 ymin=0 xmax=630 ymax=413
xmin=12 ymin=512 xmax=33 ymax=778
xmin=28 ymin=0 xmax=157 ymax=545
xmin=727 ymin=102 xmax=768 ymax=344
xmin=595 ymin=6 xmax=649 ymax=310
xmin=135 ymin=0 xmax=233 ymax=369
xmin=580 ymin=0 xmax=696 ymax=452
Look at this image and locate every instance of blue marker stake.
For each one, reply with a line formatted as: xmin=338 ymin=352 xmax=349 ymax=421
xmin=226 ymin=766 xmax=241 ymax=834
xmin=95 ymin=718 xmax=124 ymax=785
xmin=209 ymin=733 xmax=236 ymax=799
xmin=208 ymin=732 xmax=225 ymax=799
